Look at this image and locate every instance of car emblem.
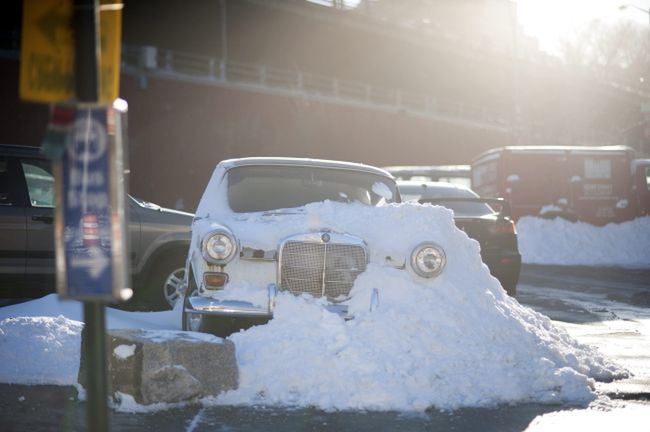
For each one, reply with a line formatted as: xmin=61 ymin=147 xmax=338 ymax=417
xmin=321 ymin=233 xmax=331 ymax=243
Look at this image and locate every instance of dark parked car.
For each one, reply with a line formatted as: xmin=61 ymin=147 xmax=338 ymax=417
xmin=398 ymin=181 xmax=521 ymax=296
xmin=0 ymin=144 xmax=192 ymax=309
xmin=384 ymin=165 xmax=471 ymax=188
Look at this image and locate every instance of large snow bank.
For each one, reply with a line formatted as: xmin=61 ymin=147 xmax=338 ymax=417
xmin=517 ymin=216 xmax=650 ymax=268
xmin=211 ymin=202 xmax=626 ymax=410
xmin=0 ymin=202 xmax=628 ymax=411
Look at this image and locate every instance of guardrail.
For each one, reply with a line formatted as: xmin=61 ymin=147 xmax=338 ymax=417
xmin=121 ymin=45 xmax=511 ymax=130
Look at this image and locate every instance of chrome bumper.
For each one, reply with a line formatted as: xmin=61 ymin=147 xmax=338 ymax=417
xmin=184 ymin=285 xmax=379 ymax=322
xmin=184 ymin=284 xmax=277 ymax=319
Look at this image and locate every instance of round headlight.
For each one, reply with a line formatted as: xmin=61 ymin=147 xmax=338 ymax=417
xmin=410 ymin=242 xmax=446 ymax=278
xmin=202 ymin=230 xmax=237 ymax=264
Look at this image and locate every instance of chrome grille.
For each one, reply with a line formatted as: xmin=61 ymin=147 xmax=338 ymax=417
xmin=279 ymin=240 xmax=367 ymax=300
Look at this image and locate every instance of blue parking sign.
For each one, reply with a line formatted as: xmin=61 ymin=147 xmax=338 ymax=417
xmin=55 ymin=104 xmax=128 ymax=301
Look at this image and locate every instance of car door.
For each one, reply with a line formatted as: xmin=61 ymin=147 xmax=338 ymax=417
xmin=18 ymin=157 xmax=56 ymax=295
xmin=0 ymin=155 xmax=27 ymax=296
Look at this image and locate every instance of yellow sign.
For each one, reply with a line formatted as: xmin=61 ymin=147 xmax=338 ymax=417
xmin=20 ymin=0 xmax=122 ymax=103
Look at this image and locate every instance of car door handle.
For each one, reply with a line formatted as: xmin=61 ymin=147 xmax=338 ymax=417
xmin=32 ymin=215 xmax=54 ymax=224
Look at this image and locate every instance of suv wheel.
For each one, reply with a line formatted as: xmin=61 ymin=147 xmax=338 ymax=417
xmin=163 ymin=266 xmax=186 ymax=307
xmin=144 ymin=252 xmax=186 ymax=310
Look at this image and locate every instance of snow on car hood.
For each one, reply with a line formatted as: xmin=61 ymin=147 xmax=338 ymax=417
xmin=192 ymin=200 xmax=465 ymax=266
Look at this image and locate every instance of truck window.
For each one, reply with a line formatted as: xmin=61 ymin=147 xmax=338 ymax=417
xmin=584 ymin=158 xmax=611 ymax=180
xmin=21 ymin=160 xmax=54 ymax=208
xmin=472 ymin=161 xmax=497 ymax=196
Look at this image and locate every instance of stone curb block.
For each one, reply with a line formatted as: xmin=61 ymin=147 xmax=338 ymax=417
xmin=79 ymin=329 xmax=238 ymax=405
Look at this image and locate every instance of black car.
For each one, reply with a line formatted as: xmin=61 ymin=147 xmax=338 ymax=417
xmin=0 ymin=144 xmax=193 ymax=309
xmin=398 ymin=181 xmax=521 ymax=296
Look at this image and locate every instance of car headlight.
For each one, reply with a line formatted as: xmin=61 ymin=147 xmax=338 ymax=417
xmin=410 ymin=242 xmax=446 ymax=278
xmin=202 ymin=229 xmax=238 ymax=264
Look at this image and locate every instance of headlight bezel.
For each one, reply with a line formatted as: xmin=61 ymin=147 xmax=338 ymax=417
xmin=410 ymin=242 xmax=446 ymax=278
xmin=201 ymin=229 xmax=238 ymax=265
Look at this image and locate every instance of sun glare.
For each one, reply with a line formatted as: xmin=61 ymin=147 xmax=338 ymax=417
xmin=517 ymin=0 xmax=650 ymax=53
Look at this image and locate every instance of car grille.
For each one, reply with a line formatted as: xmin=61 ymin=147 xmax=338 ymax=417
xmin=279 ymin=240 xmax=367 ymax=301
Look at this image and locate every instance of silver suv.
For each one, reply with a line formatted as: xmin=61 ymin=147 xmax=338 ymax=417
xmin=0 ymin=144 xmax=193 ymax=310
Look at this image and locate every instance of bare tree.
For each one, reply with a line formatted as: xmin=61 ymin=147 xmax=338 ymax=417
xmin=559 ymin=19 xmax=650 ymax=87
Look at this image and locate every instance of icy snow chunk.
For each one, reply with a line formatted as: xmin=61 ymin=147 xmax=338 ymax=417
xmin=114 ymin=344 xmax=136 ymax=360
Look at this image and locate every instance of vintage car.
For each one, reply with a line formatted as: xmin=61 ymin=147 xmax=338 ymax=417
xmin=181 ymin=157 xmax=450 ymax=336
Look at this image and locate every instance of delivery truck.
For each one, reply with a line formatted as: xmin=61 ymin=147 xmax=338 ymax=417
xmin=471 ymin=145 xmax=650 ymax=226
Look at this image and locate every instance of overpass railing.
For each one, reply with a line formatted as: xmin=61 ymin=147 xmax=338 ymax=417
xmin=122 ymin=45 xmax=510 ymax=131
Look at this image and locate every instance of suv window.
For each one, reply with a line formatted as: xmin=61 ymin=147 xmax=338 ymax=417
xmin=21 ymin=160 xmax=54 ymax=208
xmin=0 ymin=157 xmax=13 ymax=206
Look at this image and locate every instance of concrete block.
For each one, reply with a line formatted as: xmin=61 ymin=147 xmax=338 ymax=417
xmin=79 ymin=329 xmax=238 ymax=405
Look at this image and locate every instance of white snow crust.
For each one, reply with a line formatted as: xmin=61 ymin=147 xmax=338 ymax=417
xmin=517 ymin=216 xmax=650 ymax=268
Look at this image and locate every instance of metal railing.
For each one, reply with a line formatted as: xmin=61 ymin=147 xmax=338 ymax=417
xmin=121 ymin=45 xmax=511 ymax=130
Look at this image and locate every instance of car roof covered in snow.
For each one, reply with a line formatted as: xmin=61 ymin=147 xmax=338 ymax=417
xmin=218 ymin=157 xmax=394 ymax=178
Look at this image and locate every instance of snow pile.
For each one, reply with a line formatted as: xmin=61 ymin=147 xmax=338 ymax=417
xmin=208 ymin=202 xmax=626 ymax=410
xmin=525 ymin=403 xmax=650 ymax=432
xmin=517 ymin=216 xmax=650 ymax=268
xmin=0 ymin=315 xmax=82 ymax=385
xmin=0 ymin=202 xmax=629 ymax=411
xmin=219 ymin=265 xmax=623 ymax=410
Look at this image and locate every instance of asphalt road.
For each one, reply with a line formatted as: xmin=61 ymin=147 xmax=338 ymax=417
xmin=1 ymin=265 xmax=649 ymax=431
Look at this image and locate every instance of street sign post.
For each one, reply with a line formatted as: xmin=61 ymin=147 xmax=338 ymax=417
xmin=53 ymin=103 xmax=129 ymax=301
xmin=51 ymin=99 xmax=129 ymax=432
xmin=19 ymin=0 xmax=122 ymax=103
xmin=22 ymin=1 xmax=126 ymax=430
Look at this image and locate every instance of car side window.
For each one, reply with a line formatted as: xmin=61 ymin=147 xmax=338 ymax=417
xmin=0 ymin=157 xmax=13 ymax=206
xmin=21 ymin=159 xmax=54 ymax=208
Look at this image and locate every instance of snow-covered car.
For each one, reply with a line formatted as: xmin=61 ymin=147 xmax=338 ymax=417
xmin=181 ymin=157 xmax=450 ymax=336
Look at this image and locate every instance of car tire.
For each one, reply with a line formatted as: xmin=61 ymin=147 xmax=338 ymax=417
xmin=497 ymin=273 xmax=518 ymax=297
xmin=502 ymin=281 xmax=517 ymax=297
xmin=143 ymin=252 xmax=187 ymax=311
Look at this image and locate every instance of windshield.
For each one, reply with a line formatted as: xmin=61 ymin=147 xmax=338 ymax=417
xmin=227 ymin=165 xmax=399 ymax=213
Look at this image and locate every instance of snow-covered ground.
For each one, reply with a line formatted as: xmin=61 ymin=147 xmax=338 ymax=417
xmin=517 ymin=216 xmax=650 ymax=268
xmin=0 ymin=203 xmax=646 ymax=417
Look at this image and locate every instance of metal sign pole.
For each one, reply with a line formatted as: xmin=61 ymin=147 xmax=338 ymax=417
xmin=21 ymin=1 xmax=124 ymax=428
xmin=73 ymin=1 xmax=109 ymax=431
